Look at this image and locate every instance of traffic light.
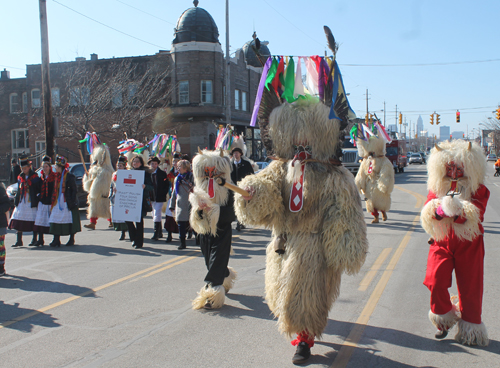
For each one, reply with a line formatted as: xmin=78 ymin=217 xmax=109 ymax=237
xmin=450 ymin=134 xmax=452 ymax=140
xmin=430 ymin=113 xmax=434 ymax=125
xmin=399 ymin=113 xmax=402 ymax=125
xmin=365 ymin=113 xmax=369 ymax=124
xmin=462 ymin=133 xmax=465 ymax=138
xmin=369 ymin=114 xmax=373 ymax=124
xmin=496 ymin=107 xmax=500 ymax=120
xmin=456 ymin=110 xmax=460 ymax=123
xmin=436 ymin=113 xmax=440 ymax=125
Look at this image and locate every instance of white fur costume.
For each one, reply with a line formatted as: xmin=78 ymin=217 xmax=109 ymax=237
xmin=355 ymin=135 xmax=395 ymax=222
xmin=83 ymin=145 xmax=114 ymax=220
xmin=421 ymin=140 xmax=489 ymax=346
xmin=189 ymin=149 xmax=237 ymax=310
xmin=234 ymin=101 xmax=368 ymax=339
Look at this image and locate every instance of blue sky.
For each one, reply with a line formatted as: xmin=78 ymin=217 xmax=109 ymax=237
xmin=2 ymin=0 xmax=499 ymax=138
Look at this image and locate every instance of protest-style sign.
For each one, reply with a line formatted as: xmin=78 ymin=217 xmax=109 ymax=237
xmin=113 ymin=170 xmax=145 ymax=223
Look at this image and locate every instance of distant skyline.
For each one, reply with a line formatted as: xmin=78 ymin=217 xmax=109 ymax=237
xmin=2 ymin=0 xmax=499 ymax=139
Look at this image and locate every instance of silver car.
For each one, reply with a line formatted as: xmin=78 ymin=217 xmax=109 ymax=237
xmin=409 ymin=153 xmax=423 ymax=164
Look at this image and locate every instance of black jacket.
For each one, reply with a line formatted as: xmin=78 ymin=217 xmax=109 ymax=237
xmin=151 ymin=168 xmax=169 ymax=202
xmin=39 ymin=173 xmax=56 ymax=205
xmin=10 ymin=165 xmax=21 ymax=185
xmin=231 ymin=158 xmax=254 ymax=185
xmin=61 ymin=172 xmax=79 ymax=211
xmin=14 ymin=170 xmax=41 ymax=208
xmin=0 ymin=184 xmax=10 ymax=229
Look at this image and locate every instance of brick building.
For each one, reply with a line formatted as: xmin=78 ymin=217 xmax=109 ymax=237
xmin=0 ymin=0 xmax=269 ymax=183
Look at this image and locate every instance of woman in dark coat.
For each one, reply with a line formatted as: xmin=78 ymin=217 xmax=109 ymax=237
xmin=48 ymin=155 xmax=81 ymax=247
xmin=33 ymin=155 xmax=56 ymax=246
xmin=0 ymin=183 xmax=10 ymax=275
xmin=9 ymin=156 xmax=41 ymax=247
xmin=125 ymin=155 xmax=153 ymax=249
xmin=169 ymin=159 xmax=194 ymax=250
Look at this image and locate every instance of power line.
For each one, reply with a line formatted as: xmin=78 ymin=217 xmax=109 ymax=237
xmin=261 ymin=0 xmax=324 ymax=48
xmin=52 ymin=0 xmax=167 ymax=49
xmin=0 ymin=65 xmax=25 ymax=71
xmin=340 ymin=59 xmax=500 ymax=67
xmin=115 ymin=0 xmax=176 ymax=26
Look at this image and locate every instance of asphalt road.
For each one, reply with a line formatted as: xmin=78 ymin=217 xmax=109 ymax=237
xmin=1 ymin=164 xmax=500 ymax=368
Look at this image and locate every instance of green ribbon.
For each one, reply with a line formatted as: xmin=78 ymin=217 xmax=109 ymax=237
xmin=265 ymin=57 xmax=278 ymax=91
xmin=78 ymin=137 xmax=88 ymax=143
xmin=281 ymin=57 xmax=296 ymax=103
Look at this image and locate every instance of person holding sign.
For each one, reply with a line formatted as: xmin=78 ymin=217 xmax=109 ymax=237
xmin=110 ymin=155 xmax=130 ymax=241
xmin=125 ymin=155 xmax=153 ymax=249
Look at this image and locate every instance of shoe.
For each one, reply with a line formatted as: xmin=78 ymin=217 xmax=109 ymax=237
xmin=371 ymin=216 xmax=379 ymax=224
xmin=12 ymin=242 xmax=23 ymax=248
xmin=151 ymin=223 xmax=160 ymax=240
xmin=50 ymin=240 xmax=61 ymax=247
xmin=203 ymin=300 xmax=212 ymax=309
xmin=236 ymin=223 xmax=241 ymax=231
xmin=12 ymin=232 xmax=23 ymax=247
xmin=0 ymin=270 xmax=5 ymax=277
xmin=187 ymin=231 xmax=193 ymax=239
xmin=28 ymin=234 xmax=38 ymax=246
xmin=435 ymin=328 xmax=448 ymax=339
xmin=382 ymin=212 xmax=388 ymax=221
xmin=108 ymin=222 xmax=113 ymax=228
xmin=65 ymin=235 xmax=75 ymax=246
xmin=178 ymin=239 xmax=186 ymax=250
xmin=165 ymin=233 xmax=173 ymax=243
xmin=84 ymin=223 xmax=96 ymax=230
xmin=119 ymin=232 xmax=126 ymax=241
xmin=292 ymin=342 xmax=311 ymax=365
xmin=133 ymin=243 xmax=143 ymax=249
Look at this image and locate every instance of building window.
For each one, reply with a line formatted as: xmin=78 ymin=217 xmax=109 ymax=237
xmin=31 ymin=89 xmax=41 ymax=108
xmin=35 ymin=141 xmax=46 ymax=167
xmin=179 ymin=80 xmax=189 ymax=104
xmin=70 ymin=86 xmax=90 ymax=106
xmin=22 ymin=92 xmax=28 ymax=112
xmin=242 ymin=91 xmax=247 ymax=112
xmin=12 ymin=129 xmax=29 ymax=150
xmin=128 ymin=83 xmax=138 ymax=104
xmin=235 ymin=89 xmax=240 ymax=110
xmin=112 ymin=85 xmax=123 ymax=108
xmin=52 ymin=88 xmax=60 ymax=107
xmin=201 ymin=80 xmax=212 ymax=104
xmin=209 ymin=133 xmax=216 ymax=150
xmin=10 ymin=93 xmax=19 ymax=113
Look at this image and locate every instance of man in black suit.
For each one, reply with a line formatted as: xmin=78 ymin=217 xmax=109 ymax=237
xmin=9 ymin=158 xmax=21 ymax=185
xmin=149 ymin=156 xmax=170 ymax=240
xmin=230 ymin=147 xmax=254 ymax=231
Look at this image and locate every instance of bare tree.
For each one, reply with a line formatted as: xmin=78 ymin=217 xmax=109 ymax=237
xmin=56 ymin=58 xmax=174 ymax=142
xmin=480 ymin=117 xmax=500 ymax=155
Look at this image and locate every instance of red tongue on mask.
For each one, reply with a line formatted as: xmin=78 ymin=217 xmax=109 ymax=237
xmin=208 ymin=178 xmax=215 ymax=199
xmin=368 ymin=161 xmax=373 ymax=174
xmin=450 ymin=180 xmax=457 ymax=192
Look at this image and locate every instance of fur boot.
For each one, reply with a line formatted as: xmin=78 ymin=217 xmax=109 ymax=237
xmin=192 ymin=284 xmax=226 ymax=310
xmin=222 ymin=266 xmax=237 ymax=293
xmin=371 ymin=214 xmax=379 ymax=223
xmin=429 ymin=300 xmax=461 ymax=338
xmin=455 ymin=320 xmax=489 ymax=346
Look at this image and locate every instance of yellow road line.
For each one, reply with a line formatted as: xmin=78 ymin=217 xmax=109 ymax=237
xmin=0 ymin=251 xmax=200 ymax=330
xmin=358 ymin=248 xmax=392 ymax=292
xmin=394 ymin=185 xmax=426 ymax=208
xmin=331 ymin=188 xmax=423 ymax=368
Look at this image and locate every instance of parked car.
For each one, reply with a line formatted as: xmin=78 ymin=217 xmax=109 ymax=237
xmin=409 ymin=153 xmax=423 ymax=164
xmin=341 ymin=148 xmax=363 ymax=175
xmin=486 ymin=154 xmax=497 ymax=162
xmin=254 ymin=161 xmax=269 ymax=174
xmin=386 ymin=139 xmax=407 ymax=173
xmin=418 ymin=152 xmax=427 ymax=164
xmin=6 ymin=163 xmax=90 ymax=208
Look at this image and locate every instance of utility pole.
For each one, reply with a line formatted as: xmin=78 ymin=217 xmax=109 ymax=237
xmin=395 ymin=105 xmax=398 ymax=136
xmin=39 ymin=0 xmax=54 ymax=159
xmin=383 ymin=101 xmax=386 ymax=127
xmin=225 ymin=0 xmax=231 ymax=125
xmin=365 ymin=89 xmax=369 ymax=116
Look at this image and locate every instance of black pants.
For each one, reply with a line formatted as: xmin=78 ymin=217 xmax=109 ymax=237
xmin=178 ymin=221 xmax=189 ymax=240
xmin=199 ymin=223 xmax=232 ymax=286
xmin=126 ymin=219 xmax=144 ymax=246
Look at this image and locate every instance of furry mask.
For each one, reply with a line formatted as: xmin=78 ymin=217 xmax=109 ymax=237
xmin=269 ymin=99 xmax=341 ymax=162
xmin=427 ymin=140 xmax=486 ymax=198
xmin=192 ymin=149 xmax=233 ymax=206
xmin=91 ymin=144 xmax=113 ymax=171
xmin=356 ymin=135 xmax=386 ymax=158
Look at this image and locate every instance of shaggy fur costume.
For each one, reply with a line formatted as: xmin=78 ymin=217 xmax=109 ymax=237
xmin=234 ymin=101 xmax=368 ymax=339
xmin=355 ymin=135 xmax=394 ymax=221
xmin=421 ymin=140 xmax=489 ymax=346
xmin=189 ymin=149 xmax=237 ymax=310
xmin=83 ymin=145 xmax=113 ymax=220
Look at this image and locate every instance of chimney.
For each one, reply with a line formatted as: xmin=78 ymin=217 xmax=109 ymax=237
xmin=90 ymin=53 xmax=98 ymax=61
xmin=75 ymin=57 xmax=86 ymax=62
xmin=1 ymin=68 xmax=11 ymax=80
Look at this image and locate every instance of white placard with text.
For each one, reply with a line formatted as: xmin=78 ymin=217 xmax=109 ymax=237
xmin=112 ymin=170 xmax=144 ymax=223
